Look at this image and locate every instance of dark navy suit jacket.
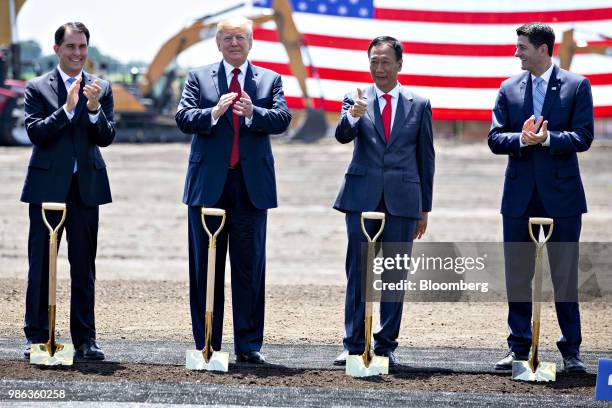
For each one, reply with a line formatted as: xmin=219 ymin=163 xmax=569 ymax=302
xmin=333 ymin=86 xmax=435 ymax=219
xmin=175 ymin=61 xmax=291 ymax=209
xmin=21 ymin=69 xmax=115 ymax=205
xmin=488 ymin=65 xmax=594 ymax=218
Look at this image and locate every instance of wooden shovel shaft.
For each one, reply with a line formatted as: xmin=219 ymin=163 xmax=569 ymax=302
xmin=206 ymin=245 xmax=216 ymax=312
xmin=48 ymin=233 xmax=58 ymax=305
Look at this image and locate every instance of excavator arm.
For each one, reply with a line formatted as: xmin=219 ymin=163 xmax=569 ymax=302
xmin=139 ymin=0 xmax=326 ymax=140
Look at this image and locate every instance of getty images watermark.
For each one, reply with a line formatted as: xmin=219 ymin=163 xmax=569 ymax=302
xmin=371 ymin=252 xmax=489 ymax=293
xmin=360 ymin=242 xmax=612 ymax=302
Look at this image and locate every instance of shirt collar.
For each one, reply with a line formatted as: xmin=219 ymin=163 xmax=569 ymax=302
xmin=57 ymin=65 xmax=82 ymax=83
xmin=533 ymin=63 xmax=554 ymax=85
xmin=223 ymin=59 xmax=249 ymax=78
xmin=374 ymin=82 xmax=401 ymax=100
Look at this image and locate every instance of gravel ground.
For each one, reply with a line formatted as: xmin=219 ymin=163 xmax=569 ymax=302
xmin=1 ymin=140 xmax=610 ymax=401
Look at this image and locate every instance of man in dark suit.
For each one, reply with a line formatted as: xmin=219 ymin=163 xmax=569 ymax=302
xmin=22 ymin=22 xmax=115 ymax=360
xmin=489 ymin=22 xmax=593 ymax=373
xmin=175 ymin=16 xmax=291 ymax=364
xmin=332 ymin=36 xmax=435 ymax=367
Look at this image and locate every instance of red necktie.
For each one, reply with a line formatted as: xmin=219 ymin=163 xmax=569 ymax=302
xmin=229 ymin=68 xmax=241 ymax=168
xmin=382 ymin=93 xmax=392 ymax=143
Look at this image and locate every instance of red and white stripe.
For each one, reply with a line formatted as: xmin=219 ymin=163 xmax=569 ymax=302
xmin=247 ymin=0 xmax=612 ymax=120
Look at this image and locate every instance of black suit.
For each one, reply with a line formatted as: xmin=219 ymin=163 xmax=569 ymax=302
xmin=21 ymin=68 xmax=115 ymax=346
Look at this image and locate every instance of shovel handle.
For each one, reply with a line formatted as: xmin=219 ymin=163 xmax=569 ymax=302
xmin=201 ymin=208 xmax=226 ymax=241
xmin=528 ymin=217 xmax=554 ymax=245
xmin=360 ymin=212 xmax=385 ymax=243
xmin=41 ymin=203 xmax=67 ymax=306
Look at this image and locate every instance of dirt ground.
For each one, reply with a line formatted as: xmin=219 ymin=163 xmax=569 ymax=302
xmin=1 ymin=139 xmax=611 ymax=351
xmin=0 ymin=361 xmax=597 ymax=396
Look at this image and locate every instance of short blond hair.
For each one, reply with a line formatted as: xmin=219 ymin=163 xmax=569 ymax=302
xmin=216 ymin=16 xmax=253 ymax=44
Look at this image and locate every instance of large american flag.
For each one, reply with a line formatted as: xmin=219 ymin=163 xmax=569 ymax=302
xmin=249 ymin=0 xmax=612 ymax=120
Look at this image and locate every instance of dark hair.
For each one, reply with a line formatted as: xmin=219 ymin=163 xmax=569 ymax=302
xmin=368 ymin=36 xmax=403 ymax=61
xmin=516 ymin=22 xmax=555 ymax=57
xmin=55 ymin=22 xmax=90 ymax=46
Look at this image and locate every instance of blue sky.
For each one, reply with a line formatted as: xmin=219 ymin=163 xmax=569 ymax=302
xmin=16 ymin=0 xmax=247 ymax=67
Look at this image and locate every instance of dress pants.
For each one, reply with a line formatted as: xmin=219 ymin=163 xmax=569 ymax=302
xmin=188 ymin=166 xmax=267 ymax=354
xmin=24 ymin=175 xmax=99 ymax=346
xmin=503 ymin=189 xmax=582 ymax=357
xmin=343 ymin=199 xmax=417 ymax=355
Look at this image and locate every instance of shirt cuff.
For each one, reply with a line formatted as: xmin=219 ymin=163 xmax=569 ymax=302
xmin=88 ymin=111 xmax=100 ymax=123
xmin=519 ymin=134 xmax=527 ymax=147
xmin=63 ymin=105 xmax=74 ymax=120
xmin=542 ymin=133 xmax=551 ymax=146
xmin=347 ymin=111 xmax=359 ymax=127
xmin=211 ymin=113 xmax=219 ymax=127
xmin=245 ymin=115 xmax=252 ymax=127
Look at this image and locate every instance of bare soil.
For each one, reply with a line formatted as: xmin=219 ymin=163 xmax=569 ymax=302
xmin=1 ymin=140 xmax=611 ymax=396
xmin=0 ymin=361 xmax=596 ymax=396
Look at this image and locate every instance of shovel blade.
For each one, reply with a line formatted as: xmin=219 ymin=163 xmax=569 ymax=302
xmin=512 ymin=360 xmax=556 ymax=382
xmin=345 ymin=355 xmax=389 ymax=377
xmin=186 ymin=349 xmax=229 ymax=372
xmin=29 ymin=343 xmax=74 ymax=366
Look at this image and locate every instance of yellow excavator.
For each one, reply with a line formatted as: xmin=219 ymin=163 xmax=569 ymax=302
xmin=114 ymin=0 xmax=328 ymax=142
xmin=558 ymin=29 xmax=611 ymax=70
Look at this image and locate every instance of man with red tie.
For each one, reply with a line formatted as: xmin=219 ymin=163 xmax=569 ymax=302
xmin=332 ymin=36 xmax=435 ymax=367
xmin=175 ymin=16 xmax=291 ymax=364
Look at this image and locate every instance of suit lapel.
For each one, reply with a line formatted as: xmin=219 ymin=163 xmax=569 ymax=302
xmin=539 ymin=65 xmax=560 ymax=121
xmin=365 ymin=86 xmax=385 ymax=143
xmin=388 ymin=89 xmax=413 ymax=147
xmin=210 ymin=62 xmax=222 ymax=98
xmin=242 ymin=62 xmax=259 ymax=127
xmin=50 ymin=68 xmax=67 ymax=108
xmin=520 ymin=72 xmax=532 ymax=121
xmin=215 ymin=62 xmax=235 ymax=127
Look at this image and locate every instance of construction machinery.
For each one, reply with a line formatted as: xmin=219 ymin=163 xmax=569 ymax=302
xmin=1 ymin=0 xmax=328 ymax=144
xmin=0 ymin=0 xmax=28 ymax=145
xmin=111 ymin=0 xmax=328 ymax=142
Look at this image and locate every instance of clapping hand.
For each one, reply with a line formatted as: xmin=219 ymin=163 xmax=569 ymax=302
xmin=521 ymin=115 xmax=548 ymax=145
xmin=65 ymin=77 xmax=82 ymax=113
xmin=83 ymin=80 xmax=102 ymax=111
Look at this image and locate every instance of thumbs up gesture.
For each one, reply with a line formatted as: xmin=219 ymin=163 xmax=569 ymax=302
xmin=349 ymin=88 xmax=367 ymax=118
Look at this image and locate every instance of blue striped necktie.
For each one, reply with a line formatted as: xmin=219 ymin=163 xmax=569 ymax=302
xmin=66 ymin=77 xmax=76 ymax=87
xmin=532 ymin=77 xmax=545 ymax=119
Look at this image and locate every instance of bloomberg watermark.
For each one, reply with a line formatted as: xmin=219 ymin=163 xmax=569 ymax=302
xmin=360 ymin=242 xmax=612 ymax=302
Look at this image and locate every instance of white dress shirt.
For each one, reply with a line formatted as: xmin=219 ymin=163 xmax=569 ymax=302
xmin=57 ymin=65 xmax=100 ymax=123
xmin=58 ymin=66 xmax=100 ymax=172
xmin=520 ymin=63 xmax=554 ymax=147
xmin=211 ymin=59 xmax=253 ymax=127
xmin=347 ymin=83 xmax=401 ymax=133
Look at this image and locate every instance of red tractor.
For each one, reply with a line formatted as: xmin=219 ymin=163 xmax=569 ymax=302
xmin=0 ymin=50 xmax=28 ymax=145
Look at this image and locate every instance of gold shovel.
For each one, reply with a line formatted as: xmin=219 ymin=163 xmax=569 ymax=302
xmin=346 ymin=211 xmax=389 ymax=377
xmin=512 ymin=217 xmax=556 ymax=382
xmin=186 ymin=207 xmax=229 ymax=372
xmin=30 ymin=202 xmax=74 ymax=366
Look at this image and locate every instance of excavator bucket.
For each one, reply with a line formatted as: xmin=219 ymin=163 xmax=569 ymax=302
xmin=289 ymin=107 xmax=328 ymax=142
